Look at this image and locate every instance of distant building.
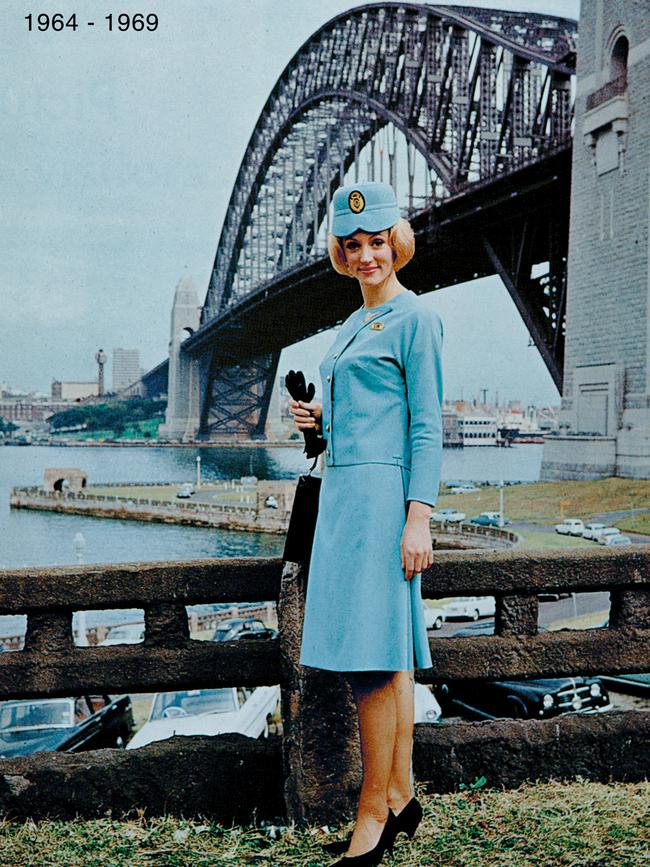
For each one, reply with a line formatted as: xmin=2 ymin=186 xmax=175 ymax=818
xmin=458 ymin=414 xmax=498 ymax=446
xmin=51 ymin=381 xmax=99 ymax=401
xmin=442 ymin=406 xmax=463 ymax=447
xmin=112 ymin=349 xmax=141 ymax=392
xmin=0 ymin=396 xmax=78 ymax=423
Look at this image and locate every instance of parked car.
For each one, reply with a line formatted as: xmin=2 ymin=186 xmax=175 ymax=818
xmin=591 ymin=617 xmax=649 ymax=695
xmin=434 ymin=619 xmax=612 ymax=720
xmin=600 ymin=671 xmax=650 ymax=695
xmin=126 ymin=686 xmax=280 ymax=749
xmin=99 ymin=623 xmax=145 ymax=646
xmin=554 ymin=519 xmax=585 ymax=535
xmin=176 ymin=483 xmax=194 ymax=499
xmin=435 ymin=674 xmax=612 ymax=721
xmin=414 ymin=684 xmax=441 ymax=723
xmin=0 ymin=695 xmax=134 ymax=758
xmin=582 ymin=523 xmax=607 ymax=540
xmin=422 ymin=605 xmax=447 ymax=630
xmin=469 ymin=512 xmax=510 ymax=527
xmin=211 ymin=618 xmax=277 ymax=642
xmin=604 ymin=534 xmax=632 ymax=547
xmin=597 ymin=528 xmax=621 ymax=544
xmin=442 ymin=596 xmax=495 ymax=621
xmin=431 ymin=508 xmax=465 ymax=523
xmin=448 ymin=484 xmax=479 ymax=494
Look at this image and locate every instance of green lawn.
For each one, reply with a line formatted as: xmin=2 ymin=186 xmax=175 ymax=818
xmin=439 ymin=478 xmax=649 ymax=525
xmin=514 ymin=529 xmax=593 ymax=550
xmin=0 ymin=779 xmax=646 ymax=865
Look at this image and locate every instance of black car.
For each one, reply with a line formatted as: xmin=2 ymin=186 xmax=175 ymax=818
xmin=211 ymin=618 xmax=277 ymax=642
xmin=0 ymin=695 xmax=134 ymax=758
xmin=435 ymin=621 xmax=612 ymax=720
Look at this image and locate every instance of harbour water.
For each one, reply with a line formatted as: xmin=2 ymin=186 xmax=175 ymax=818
xmin=1 ymin=443 xmax=545 ymax=569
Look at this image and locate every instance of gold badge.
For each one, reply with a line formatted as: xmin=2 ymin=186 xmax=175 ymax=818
xmin=348 ymin=190 xmax=365 ymax=214
xmin=370 ymin=322 xmax=385 ymax=331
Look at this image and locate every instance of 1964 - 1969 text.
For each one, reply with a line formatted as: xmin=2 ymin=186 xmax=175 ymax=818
xmin=25 ymin=13 xmax=159 ymax=32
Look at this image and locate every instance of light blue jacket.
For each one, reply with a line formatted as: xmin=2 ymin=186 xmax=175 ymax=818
xmin=319 ymin=288 xmax=444 ymax=506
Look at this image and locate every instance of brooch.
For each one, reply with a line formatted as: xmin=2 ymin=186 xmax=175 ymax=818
xmin=370 ymin=322 xmax=385 ymax=331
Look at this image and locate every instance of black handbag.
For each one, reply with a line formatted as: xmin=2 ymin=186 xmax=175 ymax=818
xmin=282 ymin=370 xmax=327 ymax=567
xmin=282 ymin=471 xmax=322 ymax=566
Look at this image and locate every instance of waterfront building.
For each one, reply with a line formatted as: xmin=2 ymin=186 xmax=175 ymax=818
xmin=0 ymin=395 xmax=78 ymax=423
xmin=442 ymin=406 xmax=463 ymax=447
xmin=458 ymin=414 xmax=498 ymax=446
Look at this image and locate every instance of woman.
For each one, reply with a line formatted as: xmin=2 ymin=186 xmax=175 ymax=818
xmin=289 ymin=181 xmax=444 ymax=866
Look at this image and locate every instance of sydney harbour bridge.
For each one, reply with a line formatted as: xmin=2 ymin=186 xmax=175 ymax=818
xmin=147 ymin=4 xmax=578 ymax=441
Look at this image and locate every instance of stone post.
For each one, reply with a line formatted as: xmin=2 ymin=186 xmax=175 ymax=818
xmin=278 ymin=560 xmax=361 ymax=826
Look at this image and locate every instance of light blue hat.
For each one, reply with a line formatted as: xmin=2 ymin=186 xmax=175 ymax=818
xmin=330 ymin=181 xmax=401 ymax=238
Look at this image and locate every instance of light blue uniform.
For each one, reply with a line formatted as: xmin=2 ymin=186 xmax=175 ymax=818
xmin=299 ymin=288 xmax=443 ymax=672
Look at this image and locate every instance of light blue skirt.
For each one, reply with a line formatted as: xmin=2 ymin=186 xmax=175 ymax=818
xmin=299 ymin=462 xmax=433 ymax=672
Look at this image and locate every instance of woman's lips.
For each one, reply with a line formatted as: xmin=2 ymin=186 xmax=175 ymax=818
xmin=359 ymin=267 xmax=378 ymax=274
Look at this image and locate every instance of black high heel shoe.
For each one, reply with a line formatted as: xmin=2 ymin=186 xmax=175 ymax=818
xmin=392 ymin=796 xmax=423 ymax=840
xmin=324 ymin=797 xmax=423 ymax=855
xmin=330 ymin=809 xmax=399 ymax=865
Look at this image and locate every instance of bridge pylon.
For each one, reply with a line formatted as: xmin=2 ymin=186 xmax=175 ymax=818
xmin=159 ymin=277 xmax=202 ymax=442
xmin=541 ymin=1 xmax=650 ymax=480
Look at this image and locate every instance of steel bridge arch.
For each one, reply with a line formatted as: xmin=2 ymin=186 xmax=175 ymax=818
xmin=201 ymin=2 xmax=576 ymax=323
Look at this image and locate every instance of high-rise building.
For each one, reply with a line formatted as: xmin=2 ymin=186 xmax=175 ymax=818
xmin=112 ymin=349 xmax=141 ymax=392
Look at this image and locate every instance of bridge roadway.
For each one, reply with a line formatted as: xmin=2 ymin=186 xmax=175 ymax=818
xmin=180 ymin=149 xmax=570 ymax=389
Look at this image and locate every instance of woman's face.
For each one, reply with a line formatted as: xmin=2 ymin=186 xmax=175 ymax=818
xmin=341 ymin=229 xmax=395 ymax=286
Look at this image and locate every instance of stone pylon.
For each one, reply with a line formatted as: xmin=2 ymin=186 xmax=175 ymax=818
xmin=158 ymin=277 xmax=202 ymax=442
xmin=541 ymin=0 xmax=650 ymax=480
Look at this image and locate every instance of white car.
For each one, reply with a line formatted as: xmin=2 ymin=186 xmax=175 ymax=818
xmin=448 ymin=485 xmax=479 ymax=494
xmin=604 ymin=534 xmax=632 ymax=546
xmin=442 ymin=596 xmax=495 ymax=621
xmin=176 ymin=483 xmax=194 ymax=499
xmin=554 ymin=519 xmax=585 ymax=535
xmin=432 ymin=508 xmax=466 ymax=523
xmin=99 ymin=623 xmax=145 ymax=646
xmin=597 ymin=527 xmax=621 ymax=544
xmin=422 ymin=605 xmax=446 ymax=630
xmin=414 ymin=684 xmax=441 ymax=724
xmin=582 ymin=523 xmax=607 ymax=540
xmin=126 ymin=686 xmax=280 ymax=749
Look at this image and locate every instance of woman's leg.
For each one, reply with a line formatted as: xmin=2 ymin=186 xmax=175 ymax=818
xmin=345 ymin=670 xmax=397 ymax=856
xmin=387 ymin=669 xmax=416 ymax=814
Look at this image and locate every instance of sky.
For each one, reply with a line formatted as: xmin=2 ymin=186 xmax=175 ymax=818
xmin=0 ymin=0 xmax=580 ymax=405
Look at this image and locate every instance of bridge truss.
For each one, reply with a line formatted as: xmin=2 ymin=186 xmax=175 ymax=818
xmin=194 ymin=3 xmax=577 ymax=437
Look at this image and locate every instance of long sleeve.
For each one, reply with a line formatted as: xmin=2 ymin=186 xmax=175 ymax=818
xmin=403 ymin=307 xmax=444 ymax=507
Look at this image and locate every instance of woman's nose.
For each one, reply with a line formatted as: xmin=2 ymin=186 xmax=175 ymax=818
xmin=359 ymin=246 xmax=373 ymax=262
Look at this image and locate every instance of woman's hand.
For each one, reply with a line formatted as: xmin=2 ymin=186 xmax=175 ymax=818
xmin=289 ymin=398 xmax=322 ymax=435
xmin=401 ymin=501 xmax=433 ymax=580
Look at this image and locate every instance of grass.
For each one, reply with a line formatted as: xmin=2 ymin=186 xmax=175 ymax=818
xmin=0 ymin=779 xmax=647 ymax=865
xmin=514 ymin=529 xmax=592 ymax=550
xmin=439 ymin=478 xmax=650 ymax=525
xmin=52 ymin=419 xmax=163 ymax=442
xmin=617 ymin=513 xmax=650 ymax=535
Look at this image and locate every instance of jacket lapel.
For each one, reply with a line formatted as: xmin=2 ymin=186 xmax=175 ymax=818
xmin=333 ymin=304 xmax=394 ymax=360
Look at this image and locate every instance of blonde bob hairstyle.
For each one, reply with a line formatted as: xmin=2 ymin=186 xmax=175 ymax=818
xmin=327 ymin=217 xmax=415 ymax=277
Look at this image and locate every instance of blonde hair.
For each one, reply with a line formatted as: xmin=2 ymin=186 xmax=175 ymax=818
xmin=327 ymin=217 xmax=415 ymax=277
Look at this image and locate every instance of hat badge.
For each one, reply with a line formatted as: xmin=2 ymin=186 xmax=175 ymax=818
xmin=348 ymin=190 xmax=365 ymax=214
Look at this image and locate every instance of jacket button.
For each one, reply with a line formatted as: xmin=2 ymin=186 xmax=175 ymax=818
xmin=326 ymin=374 xmax=331 ymax=382
xmin=325 ymin=424 xmax=330 ymax=432
xmin=333 ymin=353 xmax=338 ymax=359
xmin=326 ymin=450 xmax=331 ymax=457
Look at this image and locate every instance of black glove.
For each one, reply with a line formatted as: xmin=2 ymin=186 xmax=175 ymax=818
xmin=285 ymin=369 xmax=327 ymax=460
